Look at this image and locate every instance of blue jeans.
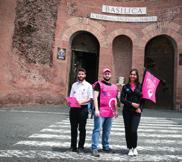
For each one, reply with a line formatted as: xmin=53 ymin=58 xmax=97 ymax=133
xmin=91 ymin=116 xmax=112 ymax=151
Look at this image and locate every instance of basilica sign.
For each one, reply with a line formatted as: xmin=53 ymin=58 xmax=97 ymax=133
xmin=90 ymin=5 xmax=157 ymax=23
xmin=102 ymin=5 xmax=147 ymax=15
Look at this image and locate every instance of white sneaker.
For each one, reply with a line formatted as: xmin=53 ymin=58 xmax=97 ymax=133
xmin=133 ymin=148 xmax=138 ymax=156
xmin=128 ymin=149 xmax=134 ymax=156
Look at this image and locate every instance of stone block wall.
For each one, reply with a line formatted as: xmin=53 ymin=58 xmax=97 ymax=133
xmin=0 ymin=0 xmax=181 ymax=108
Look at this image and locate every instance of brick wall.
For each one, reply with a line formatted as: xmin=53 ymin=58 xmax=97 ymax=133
xmin=0 ymin=0 xmax=182 ymax=108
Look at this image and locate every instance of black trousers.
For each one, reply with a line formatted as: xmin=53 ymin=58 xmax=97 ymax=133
xmin=123 ymin=110 xmax=141 ymax=149
xmin=69 ymin=105 xmax=88 ymax=149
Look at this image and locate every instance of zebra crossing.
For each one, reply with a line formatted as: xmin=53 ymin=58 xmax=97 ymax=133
xmin=0 ymin=116 xmax=182 ymax=161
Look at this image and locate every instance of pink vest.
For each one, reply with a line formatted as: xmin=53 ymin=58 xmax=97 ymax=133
xmin=98 ymin=81 xmax=118 ymax=117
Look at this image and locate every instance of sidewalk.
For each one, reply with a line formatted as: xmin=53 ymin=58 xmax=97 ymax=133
xmin=1 ymin=104 xmax=181 ymax=118
xmin=142 ymin=108 xmax=182 ymax=118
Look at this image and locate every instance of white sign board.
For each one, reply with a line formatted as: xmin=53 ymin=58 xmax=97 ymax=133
xmin=102 ymin=5 xmax=147 ymax=15
xmin=90 ymin=13 xmax=157 ymax=23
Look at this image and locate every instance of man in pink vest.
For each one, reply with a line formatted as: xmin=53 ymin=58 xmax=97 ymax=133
xmin=91 ymin=68 xmax=118 ymax=157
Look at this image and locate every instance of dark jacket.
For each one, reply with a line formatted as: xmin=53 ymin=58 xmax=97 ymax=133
xmin=120 ymin=83 xmax=142 ymax=113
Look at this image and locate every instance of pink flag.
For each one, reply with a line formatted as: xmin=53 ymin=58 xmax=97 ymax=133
xmin=142 ymin=70 xmax=160 ymax=103
xmin=66 ymin=97 xmax=81 ymax=108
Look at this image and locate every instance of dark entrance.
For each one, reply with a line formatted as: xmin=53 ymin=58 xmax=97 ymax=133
xmin=144 ymin=35 xmax=176 ymax=109
xmin=69 ymin=31 xmax=100 ymax=92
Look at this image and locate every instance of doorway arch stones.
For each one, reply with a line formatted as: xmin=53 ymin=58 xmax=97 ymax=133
xmin=61 ymin=17 xmax=107 ymax=48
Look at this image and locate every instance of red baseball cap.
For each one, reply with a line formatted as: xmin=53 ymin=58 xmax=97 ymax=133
xmin=103 ymin=68 xmax=111 ymax=73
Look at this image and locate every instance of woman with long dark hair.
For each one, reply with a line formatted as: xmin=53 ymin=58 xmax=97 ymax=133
xmin=120 ymin=69 xmax=142 ymax=156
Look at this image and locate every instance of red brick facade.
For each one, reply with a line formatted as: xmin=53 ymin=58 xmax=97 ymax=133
xmin=0 ymin=0 xmax=182 ymax=109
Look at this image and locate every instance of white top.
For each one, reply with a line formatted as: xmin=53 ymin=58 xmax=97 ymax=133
xmin=70 ymin=80 xmax=93 ymax=105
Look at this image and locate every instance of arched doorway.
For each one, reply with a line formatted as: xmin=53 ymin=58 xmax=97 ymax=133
xmin=144 ymin=35 xmax=176 ymax=109
xmin=113 ymin=35 xmax=132 ymax=84
xmin=69 ymin=31 xmax=100 ymax=92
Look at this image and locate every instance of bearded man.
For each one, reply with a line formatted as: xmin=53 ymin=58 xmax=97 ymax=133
xmin=69 ymin=68 xmax=93 ymax=153
xmin=91 ymin=68 xmax=118 ymax=157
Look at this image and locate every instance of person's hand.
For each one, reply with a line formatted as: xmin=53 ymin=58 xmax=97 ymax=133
xmin=132 ymin=102 xmax=140 ymax=109
xmin=77 ymin=100 xmax=82 ymax=105
xmin=136 ymin=108 xmax=141 ymax=113
xmin=95 ymin=110 xmax=100 ymax=117
xmin=114 ymin=110 xmax=118 ymax=118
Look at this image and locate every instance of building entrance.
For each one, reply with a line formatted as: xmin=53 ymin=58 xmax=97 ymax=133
xmin=144 ymin=35 xmax=176 ymax=109
xmin=68 ymin=31 xmax=99 ymax=93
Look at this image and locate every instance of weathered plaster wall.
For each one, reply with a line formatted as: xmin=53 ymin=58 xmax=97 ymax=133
xmin=13 ymin=0 xmax=59 ymax=65
xmin=0 ymin=0 xmax=64 ymax=106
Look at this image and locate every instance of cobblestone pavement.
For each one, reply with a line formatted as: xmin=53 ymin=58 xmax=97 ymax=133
xmin=0 ymin=106 xmax=182 ymax=162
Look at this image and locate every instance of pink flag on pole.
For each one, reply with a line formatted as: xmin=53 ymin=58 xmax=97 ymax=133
xmin=142 ymin=70 xmax=160 ymax=103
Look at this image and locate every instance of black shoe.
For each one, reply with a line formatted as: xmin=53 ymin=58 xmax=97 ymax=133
xmin=92 ymin=150 xmax=100 ymax=157
xmin=70 ymin=147 xmax=77 ymax=152
xmin=78 ymin=147 xmax=84 ymax=153
xmin=102 ymin=148 xmax=113 ymax=153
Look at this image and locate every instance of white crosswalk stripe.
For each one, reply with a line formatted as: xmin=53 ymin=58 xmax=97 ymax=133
xmin=0 ymin=116 xmax=182 ymax=161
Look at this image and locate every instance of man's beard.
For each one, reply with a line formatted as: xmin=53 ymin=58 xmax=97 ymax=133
xmin=78 ymin=77 xmax=85 ymax=81
xmin=104 ymin=77 xmax=110 ymax=81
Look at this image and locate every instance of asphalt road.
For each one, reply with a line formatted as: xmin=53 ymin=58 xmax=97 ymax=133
xmin=0 ymin=105 xmax=182 ymax=162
